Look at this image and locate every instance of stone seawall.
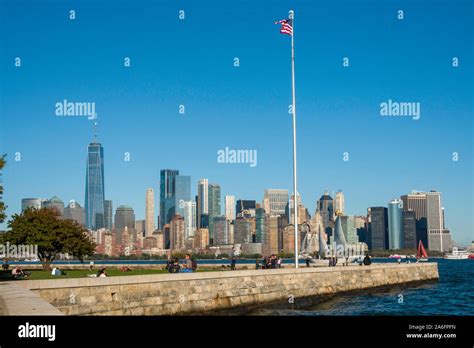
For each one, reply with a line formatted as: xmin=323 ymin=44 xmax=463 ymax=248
xmin=15 ymin=263 xmax=439 ymax=315
xmin=0 ymin=282 xmax=64 ymax=316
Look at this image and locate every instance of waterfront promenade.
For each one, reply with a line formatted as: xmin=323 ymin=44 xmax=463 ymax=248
xmin=1 ymin=263 xmax=439 ymax=315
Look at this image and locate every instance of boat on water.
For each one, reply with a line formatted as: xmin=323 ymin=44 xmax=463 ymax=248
xmin=416 ymin=240 xmax=429 ymax=262
xmin=445 ymin=247 xmax=469 ymax=260
xmin=389 ymin=254 xmax=406 ymax=259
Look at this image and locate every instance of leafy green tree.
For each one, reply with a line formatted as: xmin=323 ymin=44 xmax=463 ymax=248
xmin=4 ymin=207 xmax=96 ymax=269
xmin=0 ymin=155 xmax=6 ymax=224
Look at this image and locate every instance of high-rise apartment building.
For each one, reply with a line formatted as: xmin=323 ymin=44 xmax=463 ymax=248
xmin=183 ymin=200 xmax=196 ymax=238
xmin=225 ymin=195 xmax=235 ymax=221
xmin=170 ymin=214 xmax=185 ymax=251
xmin=208 ymin=184 xmax=221 ymax=243
xmin=197 ymin=179 xmax=209 ymax=228
xmin=145 ymin=188 xmax=155 ymax=237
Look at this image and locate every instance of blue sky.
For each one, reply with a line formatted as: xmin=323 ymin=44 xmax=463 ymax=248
xmin=0 ymin=0 xmax=472 ymax=244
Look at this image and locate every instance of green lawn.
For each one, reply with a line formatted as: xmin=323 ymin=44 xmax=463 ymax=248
xmin=0 ymin=267 xmax=224 ymax=281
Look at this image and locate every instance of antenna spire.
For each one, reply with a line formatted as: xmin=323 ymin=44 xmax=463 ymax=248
xmin=93 ymin=116 xmax=98 ymax=142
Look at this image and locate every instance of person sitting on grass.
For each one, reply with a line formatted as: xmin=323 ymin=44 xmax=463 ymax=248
xmin=12 ymin=266 xmax=30 ymax=280
xmin=96 ymin=267 xmax=108 ymax=277
xmin=168 ymin=258 xmax=181 ymax=273
xmin=119 ymin=266 xmax=131 ymax=272
xmin=51 ymin=267 xmax=66 ymax=276
xmin=181 ymin=254 xmax=193 ymax=273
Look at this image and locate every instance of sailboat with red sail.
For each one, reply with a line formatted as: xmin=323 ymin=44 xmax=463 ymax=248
xmin=417 ymin=240 xmax=428 ymax=262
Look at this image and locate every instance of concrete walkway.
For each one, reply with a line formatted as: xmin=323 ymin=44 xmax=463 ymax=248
xmin=0 ymin=282 xmax=64 ymax=315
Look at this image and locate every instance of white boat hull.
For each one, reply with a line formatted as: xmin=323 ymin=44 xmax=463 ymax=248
xmin=445 ymin=255 xmax=469 ymax=260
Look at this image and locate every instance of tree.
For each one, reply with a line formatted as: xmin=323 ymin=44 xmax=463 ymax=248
xmin=0 ymin=155 xmax=6 ymax=224
xmin=4 ymin=207 xmax=96 ymax=270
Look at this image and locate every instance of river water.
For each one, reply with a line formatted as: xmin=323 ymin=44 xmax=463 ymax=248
xmin=257 ymin=259 xmax=474 ymax=316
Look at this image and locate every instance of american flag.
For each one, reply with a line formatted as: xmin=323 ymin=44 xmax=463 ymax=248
xmin=275 ymin=18 xmax=293 ymax=36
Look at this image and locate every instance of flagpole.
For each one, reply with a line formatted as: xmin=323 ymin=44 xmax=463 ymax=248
xmin=289 ymin=9 xmax=299 ymax=269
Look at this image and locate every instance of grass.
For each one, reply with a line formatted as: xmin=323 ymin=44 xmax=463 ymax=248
xmin=0 ymin=267 xmax=225 ymax=281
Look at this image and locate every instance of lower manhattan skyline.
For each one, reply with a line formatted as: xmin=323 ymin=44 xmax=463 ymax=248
xmin=1 ymin=0 xmax=472 ymax=246
xmin=0 ymin=1 xmax=473 ymax=344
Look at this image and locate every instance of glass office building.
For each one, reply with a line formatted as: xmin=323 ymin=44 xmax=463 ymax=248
xmin=159 ymin=169 xmax=179 ymax=229
xmin=388 ymin=199 xmax=404 ymax=249
xmin=174 ymin=175 xmax=191 ymax=217
xmin=85 ymin=142 xmax=105 ymax=230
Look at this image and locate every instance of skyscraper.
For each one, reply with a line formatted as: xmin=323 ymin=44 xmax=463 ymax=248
xmin=21 ymin=198 xmax=43 ymax=212
xmin=263 ymin=215 xmax=279 ymax=256
xmin=170 ymin=214 xmax=185 ymax=251
xmin=175 ymin=175 xmax=191 ymax=217
xmin=85 ymin=142 xmax=105 ymax=230
xmin=159 ymin=169 xmax=179 ymax=229
xmin=335 ymin=190 xmax=345 ymax=215
xmin=282 ymin=225 xmax=295 ymax=254
xmin=114 ymin=205 xmax=135 ymax=231
xmin=104 ymin=200 xmax=113 ymax=230
xmin=212 ymin=216 xmax=229 ymax=245
xmin=316 ymin=191 xmax=334 ymax=230
xmin=234 ymin=216 xmax=255 ymax=244
xmin=135 ymin=220 xmax=145 ymax=237
xmin=340 ymin=215 xmax=359 ymax=244
xmin=263 ymin=189 xmax=289 ymax=216
xmin=225 ymin=195 xmax=235 ymax=221
xmin=287 ymin=193 xmax=302 ymax=225
xmin=401 ymin=190 xmax=451 ymax=251
xmin=401 ymin=192 xmax=427 ymax=220
xmin=426 ymin=191 xmax=450 ymax=252
xmin=368 ymin=207 xmax=388 ymax=250
xmin=403 ymin=210 xmax=417 ymax=249
xmin=197 ymin=179 xmax=209 ymax=228
xmin=255 ymin=207 xmax=265 ymax=243
xmin=63 ymin=200 xmax=85 ymax=226
xmin=43 ymin=196 xmax=64 ymax=215
xmin=208 ymin=184 xmax=221 ymax=243
xmin=145 ymin=188 xmax=155 ymax=237
xmin=183 ymin=200 xmax=196 ymax=238
xmin=401 ymin=191 xmax=428 ymax=248
xmin=388 ymin=199 xmax=404 ymax=249
xmin=194 ymin=228 xmax=209 ymax=249
xmin=235 ymin=199 xmax=256 ymax=217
